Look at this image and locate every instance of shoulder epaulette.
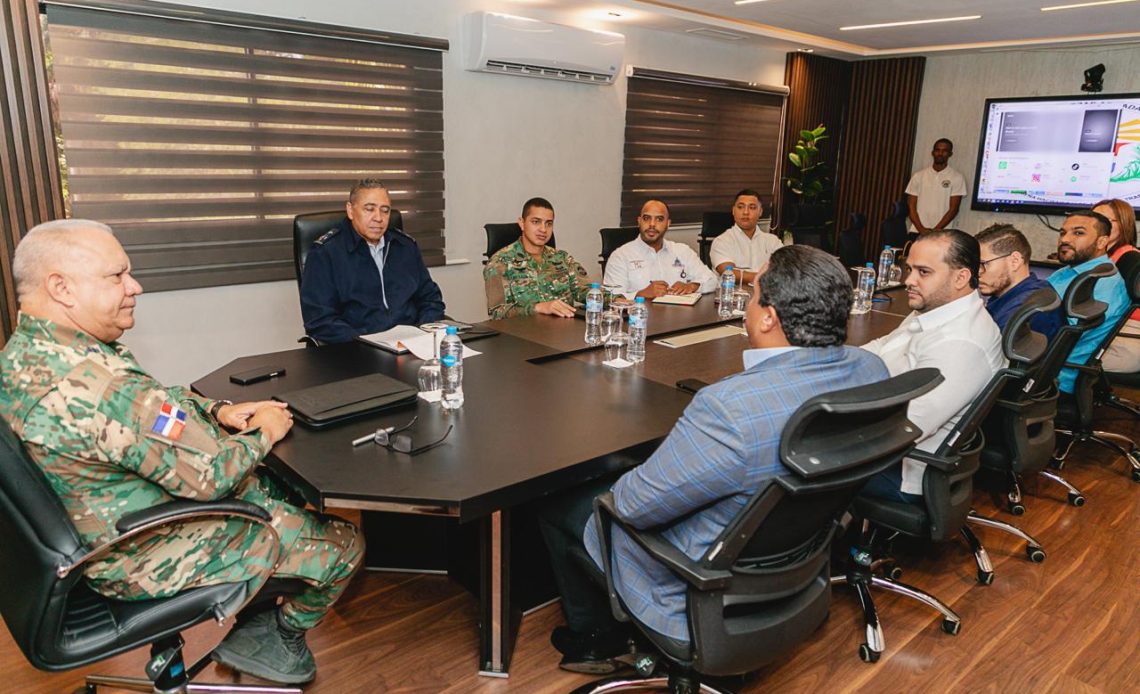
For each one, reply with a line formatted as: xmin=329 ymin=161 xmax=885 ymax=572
xmin=388 ymin=227 xmax=417 ymax=245
xmin=314 ymin=228 xmax=339 ymax=245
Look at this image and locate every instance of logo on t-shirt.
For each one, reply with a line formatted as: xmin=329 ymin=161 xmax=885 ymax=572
xmin=941 ymin=180 xmax=951 ymax=188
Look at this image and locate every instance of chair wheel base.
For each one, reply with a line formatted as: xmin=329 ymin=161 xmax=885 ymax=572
xmin=942 ymin=619 xmax=962 ymax=636
xmin=859 ymin=643 xmax=881 ymax=663
xmin=1027 ymin=547 xmax=1046 ymax=563
xmin=1009 ymin=503 xmax=1025 ymax=516
xmin=977 ymin=569 xmax=994 ymax=585
xmin=1132 ymin=469 xmax=1140 ymax=482
xmin=1068 ymin=492 xmax=1086 ymax=507
xmin=886 ymin=566 xmax=903 ymax=581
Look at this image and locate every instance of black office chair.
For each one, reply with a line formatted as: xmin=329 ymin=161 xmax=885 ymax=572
xmin=837 ymin=212 xmax=867 ymax=268
xmin=599 ymin=226 xmax=639 ymax=274
xmin=293 ymin=208 xmax=405 ymax=286
xmin=0 ymin=417 xmax=296 ymax=693
xmin=697 ymin=211 xmax=734 ymax=267
xmin=835 ymin=300 xmax=1051 ymax=663
xmin=1102 ymin=250 xmax=1140 ymax=414
xmin=975 ymin=288 xmax=1062 ymax=515
xmin=572 ymin=369 xmax=943 ymax=693
xmin=482 ymin=222 xmax=557 ymax=264
xmin=1054 ymin=254 xmax=1140 ymax=482
xmin=783 ymin=205 xmax=830 ymax=252
xmin=879 ymin=198 xmax=910 ymax=251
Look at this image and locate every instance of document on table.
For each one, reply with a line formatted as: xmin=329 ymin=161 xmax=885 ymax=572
xmin=652 ymin=293 xmax=701 ymax=306
xmin=358 ymin=325 xmax=481 ymax=360
xmin=654 ymin=324 xmax=746 ymax=348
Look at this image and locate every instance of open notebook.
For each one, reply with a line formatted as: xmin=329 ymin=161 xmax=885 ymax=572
xmin=652 ymin=293 xmax=701 ymax=306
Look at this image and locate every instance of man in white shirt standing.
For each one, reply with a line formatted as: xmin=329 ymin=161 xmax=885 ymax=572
xmin=709 ymin=189 xmax=783 ymax=285
xmin=860 ymin=229 xmax=1005 ymax=502
xmin=603 ymin=199 xmax=718 ymax=299
xmin=905 ymin=138 xmax=967 ymax=235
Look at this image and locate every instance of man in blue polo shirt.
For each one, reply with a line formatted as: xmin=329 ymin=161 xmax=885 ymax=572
xmin=976 ymin=223 xmax=1063 ymax=340
xmin=1047 ymin=209 xmax=1129 ymax=393
xmin=300 ymin=179 xmax=445 ymax=343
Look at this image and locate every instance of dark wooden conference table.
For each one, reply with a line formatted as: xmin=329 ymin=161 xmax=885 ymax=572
xmin=192 ymin=290 xmax=908 ymax=678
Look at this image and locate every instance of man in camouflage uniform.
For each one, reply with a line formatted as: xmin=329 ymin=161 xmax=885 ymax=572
xmin=483 ymin=197 xmax=593 ymax=319
xmin=0 ymin=219 xmax=362 ymax=685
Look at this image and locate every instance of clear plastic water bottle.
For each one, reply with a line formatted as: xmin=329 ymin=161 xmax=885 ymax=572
xmin=585 ymin=282 xmax=604 ymax=346
xmin=852 ymin=263 xmax=875 ymax=315
xmin=440 ymin=326 xmax=464 ymax=410
xmin=628 ymin=297 xmax=648 ymax=363
xmin=877 ymin=245 xmax=894 ymax=289
xmin=717 ymin=264 xmax=736 ymax=319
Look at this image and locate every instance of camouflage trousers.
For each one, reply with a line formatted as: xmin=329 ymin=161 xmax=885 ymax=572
xmin=85 ymin=468 xmax=364 ymax=631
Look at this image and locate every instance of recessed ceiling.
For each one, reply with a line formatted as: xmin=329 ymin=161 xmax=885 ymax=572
xmin=561 ymin=0 xmax=1140 ymax=56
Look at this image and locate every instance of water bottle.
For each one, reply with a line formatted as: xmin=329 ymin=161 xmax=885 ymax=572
xmin=877 ymin=245 xmax=894 ymax=289
xmin=585 ymin=282 xmax=604 ymax=346
xmin=717 ymin=264 xmax=736 ymax=319
xmin=440 ymin=326 xmax=464 ymax=410
xmin=628 ymin=297 xmax=648 ymax=363
xmin=852 ymin=263 xmax=875 ymax=315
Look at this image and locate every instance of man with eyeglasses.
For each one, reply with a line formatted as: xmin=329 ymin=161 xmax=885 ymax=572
xmin=976 ymin=223 xmax=1063 ymax=340
xmin=602 ymin=199 xmax=718 ymax=299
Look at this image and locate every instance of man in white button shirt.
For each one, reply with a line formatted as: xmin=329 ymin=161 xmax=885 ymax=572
xmin=860 ymin=229 xmax=1005 ymax=502
xmin=710 ymin=189 xmax=783 ymax=285
xmin=603 ymin=199 xmax=718 ymax=299
xmin=905 ymin=138 xmax=967 ymax=235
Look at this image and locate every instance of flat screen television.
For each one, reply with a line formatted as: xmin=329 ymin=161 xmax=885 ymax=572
xmin=972 ymin=93 xmax=1140 ymax=215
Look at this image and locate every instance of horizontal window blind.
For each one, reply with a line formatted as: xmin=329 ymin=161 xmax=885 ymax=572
xmin=44 ymin=2 xmax=446 ymax=291
xmin=620 ymin=70 xmax=786 ymax=226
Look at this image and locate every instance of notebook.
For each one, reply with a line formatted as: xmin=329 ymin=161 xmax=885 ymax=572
xmin=652 ymin=293 xmax=701 ymax=306
xmin=276 ymin=373 xmax=417 ymax=428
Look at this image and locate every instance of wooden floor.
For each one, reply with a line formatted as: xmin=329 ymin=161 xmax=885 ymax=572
xmin=4 ymin=402 xmax=1138 ymax=693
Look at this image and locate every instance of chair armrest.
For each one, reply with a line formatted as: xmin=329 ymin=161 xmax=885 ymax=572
xmin=906 ymin=448 xmax=959 ymax=473
xmin=1063 ymin=361 xmax=1101 ymax=375
xmin=594 ymin=494 xmax=732 ymax=591
xmin=298 ymin=335 xmax=322 ymax=347
xmin=1117 ymin=332 xmax=1140 ymax=340
xmin=117 ymin=499 xmax=270 ymax=534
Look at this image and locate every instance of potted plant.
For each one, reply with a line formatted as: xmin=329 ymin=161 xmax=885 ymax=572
xmin=782 ymin=124 xmax=834 ymax=248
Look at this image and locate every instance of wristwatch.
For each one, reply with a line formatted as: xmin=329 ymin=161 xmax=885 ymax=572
xmin=209 ymin=399 xmax=233 ymax=422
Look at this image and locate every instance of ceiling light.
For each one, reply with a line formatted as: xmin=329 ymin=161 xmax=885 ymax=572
xmin=734 ymin=1 xmax=770 ymax=5
xmin=797 ymin=48 xmax=814 ymax=52
xmin=1042 ymin=0 xmax=1139 ymax=11
xmin=840 ymin=15 xmax=982 ymax=31
xmin=607 ymin=11 xmax=622 ymax=17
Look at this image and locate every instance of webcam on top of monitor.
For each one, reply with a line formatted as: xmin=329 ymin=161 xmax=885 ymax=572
xmin=1081 ymin=64 xmax=1105 ymax=93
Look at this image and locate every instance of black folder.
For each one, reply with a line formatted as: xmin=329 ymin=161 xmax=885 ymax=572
xmin=276 ymin=373 xmax=417 ymax=428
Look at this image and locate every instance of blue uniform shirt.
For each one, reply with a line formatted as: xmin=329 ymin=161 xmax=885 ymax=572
xmin=984 ymin=272 xmax=1063 ymax=342
xmin=1047 ymin=256 xmax=1129 ymax=393
xmin=300 ymin=218 xmax=445 ymax=343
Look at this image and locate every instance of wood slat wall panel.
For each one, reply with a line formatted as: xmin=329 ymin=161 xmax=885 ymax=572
xmin=778 ymin=53 xmax=851 ymax=229
xmin=45 ymin=3 xmax=447 ymax=291
xmin=621 ymin=76 xmax=785 ymax=225
xmin=0 ymin=0 xmax=66 ymax=345
xmin=833 ymin=57 xmax=926 ymax=259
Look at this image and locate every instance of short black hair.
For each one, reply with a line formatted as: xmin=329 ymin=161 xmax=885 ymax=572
xmin=934 ymin=137 xmax=954 ymax=150
xmin=919 ymin=228 xmax=980 ymax=289
xmin=733 ymin=189 xmax=763 ymax=205
xmin=521 ymin=197 xmax=554 ymax=219
xmin=1066 ymin=209 xmax=1111 ymax=237
xmin=976 ymin=223 xmax=1031 ymax=262
xmin=758 ymin=245 xmax=851 ymax=347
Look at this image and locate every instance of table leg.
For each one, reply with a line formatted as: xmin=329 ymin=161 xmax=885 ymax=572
xmin=478 ymin=509 xmax=520 ymax=676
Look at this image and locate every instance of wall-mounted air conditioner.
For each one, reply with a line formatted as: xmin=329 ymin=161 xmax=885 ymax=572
xmin=462 ymin=12 xmax=625 ymax=86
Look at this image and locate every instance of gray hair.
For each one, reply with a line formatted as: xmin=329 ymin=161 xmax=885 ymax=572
xmin=13 ymin=219 xmax=114 ymax=299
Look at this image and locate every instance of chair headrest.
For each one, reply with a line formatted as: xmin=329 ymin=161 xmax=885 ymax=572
xmin=1115 ymin=249 xmax=1140 ymax=302
xmin=1003 ymin=288 xmax=1059 ymax=365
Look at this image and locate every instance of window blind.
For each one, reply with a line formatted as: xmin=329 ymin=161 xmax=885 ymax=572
xmin=44 ymin=1 xmax=446 ymax=291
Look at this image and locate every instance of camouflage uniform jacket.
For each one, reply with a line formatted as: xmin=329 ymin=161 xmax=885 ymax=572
xmin=483 ymin=240 xmax=591 ymax=319
xmin=0 ymin=314 xmax=271 ymax=572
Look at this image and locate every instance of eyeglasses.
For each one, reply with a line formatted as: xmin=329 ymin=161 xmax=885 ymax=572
xmin=351 ymin=416 xmax=453 ymax=456
xmin=978 ymin=252 xmax=1012 ymax=274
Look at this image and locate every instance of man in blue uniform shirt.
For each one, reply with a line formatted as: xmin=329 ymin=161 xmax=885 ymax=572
xmin=537 ymin=245 xmax=889 ymax=673
xmin=976 ymin=223 xmax=1063 ymax=340
xmin=1047 ymin=209 xmax=1129 ymax=393
xmin=300 ymin=179 xmax=445 ymax=343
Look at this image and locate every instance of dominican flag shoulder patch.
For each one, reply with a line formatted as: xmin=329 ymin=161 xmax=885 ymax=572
xmin=151 ymin=402 xmax=188 ymax=441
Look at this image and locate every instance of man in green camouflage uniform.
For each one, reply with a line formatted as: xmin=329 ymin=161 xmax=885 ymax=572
xmin=0 ymin=219 xmax=362 ymax=685
xmin=484 ymin=197 xmax=592 ymax=319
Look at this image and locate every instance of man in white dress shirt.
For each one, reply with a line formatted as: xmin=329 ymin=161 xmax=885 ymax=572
xmin=603 ymin=199 xmax=718 ymax=299
xmin=709 ymin=189 xmax=783 ymax=285
xmin=860 ymin=229 xmax=1005 ymax=502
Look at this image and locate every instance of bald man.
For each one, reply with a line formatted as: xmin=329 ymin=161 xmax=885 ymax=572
xmin=0 ymin=220 xmax=362 ymax=685
xmin=603 ymin=200 xmax=718 ymax=299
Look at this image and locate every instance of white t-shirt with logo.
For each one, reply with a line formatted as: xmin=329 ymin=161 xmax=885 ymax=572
xmin=905 ymin=165 xmax=967 ymax=231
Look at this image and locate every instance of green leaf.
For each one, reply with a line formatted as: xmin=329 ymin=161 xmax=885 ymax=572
xmin=808 ymin=180 xmax=824 ymax=194
xmin=794 ymin=144 xmax=807 ymax=158
xmin=811 ymin=125 xmax=826 ymax=137
xmin=800 ymin=129 xmax=814 ymax=141
xmin=788 ymin=152 xmax=801 ymax=167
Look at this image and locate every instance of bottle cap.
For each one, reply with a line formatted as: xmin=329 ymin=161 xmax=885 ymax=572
xmin=591 ymin=282 xmax=599 ymax=288
xmin=866 ymin=262 xmax=873 ymax=267
xmin=725 ymin=264 xmax=734 ymax=271
xmin=446 ymin=326 xmax=458 ymax=335
xmin=635 ymin=296 xmax=646 ymax=303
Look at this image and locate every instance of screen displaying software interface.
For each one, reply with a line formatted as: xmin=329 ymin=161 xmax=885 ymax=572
xmin=976 ymin=96 xmax=1140 ymax=209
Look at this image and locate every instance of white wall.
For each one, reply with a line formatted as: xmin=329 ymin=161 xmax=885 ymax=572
xmin=126 ymin=0 xmax=788 ymax=384
xmin=911 ymin=42 xmax=1140 ymax=258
